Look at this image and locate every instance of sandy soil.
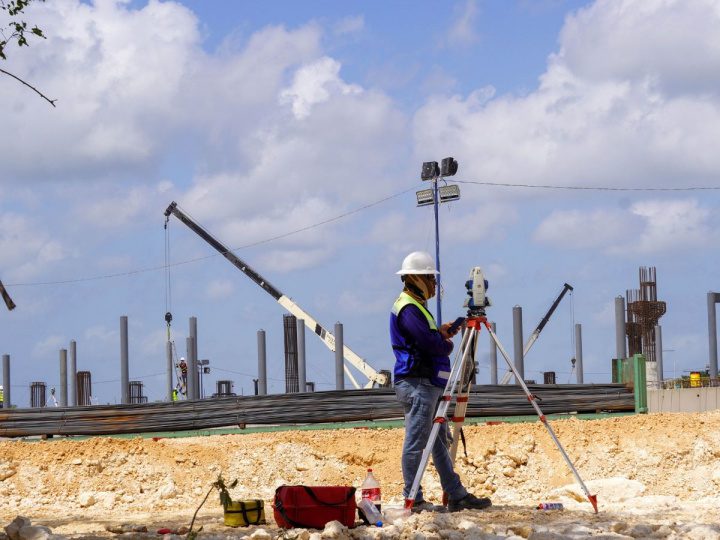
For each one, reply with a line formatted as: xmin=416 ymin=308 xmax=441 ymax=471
xmin=1 ymin=411 xmax=720 ymax=539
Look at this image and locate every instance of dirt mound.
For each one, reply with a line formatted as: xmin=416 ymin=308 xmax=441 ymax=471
xmin=1 ymin=411 xmax=719 ymax=538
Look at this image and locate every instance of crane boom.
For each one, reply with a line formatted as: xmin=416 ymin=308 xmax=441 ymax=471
xmin=164 ymin=201 xmax=388 ymax=389
xmin=500 ymin=282 xmax=574 ymax=385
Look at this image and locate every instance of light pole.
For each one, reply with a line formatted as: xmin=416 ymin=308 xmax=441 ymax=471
xmin=418 ymin=157 xmax=460 ymax=324
xmin=198 ymin=359 xmax=210 ymax=398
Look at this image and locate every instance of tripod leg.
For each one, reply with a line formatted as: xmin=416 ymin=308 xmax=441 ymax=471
xmin=404 ymin=326 xmax=477 ymax=509
xmin=483 ymin=321 xmax=598 ymax=513
xmin=449 ymin=327 xmax=479 ymax=462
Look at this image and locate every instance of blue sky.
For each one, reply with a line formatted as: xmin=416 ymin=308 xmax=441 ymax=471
xmin=1 ymin=0 xmax=719 ymax=405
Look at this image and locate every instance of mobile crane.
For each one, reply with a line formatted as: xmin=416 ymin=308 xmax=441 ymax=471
xmin=164 ymin=201 xmax=389 ymax=389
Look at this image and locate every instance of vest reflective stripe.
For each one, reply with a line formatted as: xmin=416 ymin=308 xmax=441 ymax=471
xmin=392 ymin=292 xmax=437 ymax=330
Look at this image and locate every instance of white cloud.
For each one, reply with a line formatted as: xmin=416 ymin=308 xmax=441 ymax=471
xmin=1 ymin=0 xmax=201 ymax=178
xmin=257 ymin=248 xmax=331 ymax=273
xmin=413 ymin=0 xmax=720 ymax=197
xmin=447 ymin=0 xmax=480 ymax=47
xmin=533 ymin=199 xmax=716 ymax=254
xmin=84 ymin=325 xmax=116 ymax=344
xmin=333 ymin=15 xmax=364 ymax=36
xmin=279 ymin=57 xmax=362 ymax=119
xmin=0 ymin=213 xmax=66 ymax=280
xmin=32 ymin=334 xmax=66 ymax=358
xmin=206 ymin=279 xmax=235 ymax=300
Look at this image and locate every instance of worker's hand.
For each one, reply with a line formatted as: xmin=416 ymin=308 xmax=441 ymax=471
xmin=439 ymin=322 xmax=459 ymax=340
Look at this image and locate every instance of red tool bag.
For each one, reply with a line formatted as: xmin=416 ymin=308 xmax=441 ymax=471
xmin=273 ymin=485 xmax=357 ymax=529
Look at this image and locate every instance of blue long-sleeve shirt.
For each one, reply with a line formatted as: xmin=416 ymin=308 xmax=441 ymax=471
xmin=397 ymin=304 xmax=453 ymax=378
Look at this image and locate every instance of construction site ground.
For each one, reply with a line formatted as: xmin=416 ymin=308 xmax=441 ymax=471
xmin=1 ymin=410 xmax=719 ymax=539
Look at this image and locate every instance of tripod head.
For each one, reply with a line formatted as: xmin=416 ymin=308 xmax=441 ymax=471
xmin=464 ymin=267 xmax=492 ymax=319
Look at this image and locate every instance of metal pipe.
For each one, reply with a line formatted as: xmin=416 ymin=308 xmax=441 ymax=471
xmin=69 ymin=340 xmax=77 ymax=407
xmin=335 ymin=322 xmax=344 ymax=390
xmin=297 ymin=318 xmax=307 ymax=392
xmin=257 ymin=330 xmax=267 ymax=395
xmin=575 ymin=323 xmax=584 ymax=384
xmin=512 ymin=306 xmax=524 ymax=383
xmin=59 ymin=348 xmax=68 ymax=407
xmin=708 ymin=292 xmax=719 ymax=380
xmin=190 ymin=317 xmax=199 ymax=398
xmin=120 ymin=315 xmax=129 ymax=405
xmin=615 ymin=296 xmax=627 ymax=361
xmin=166 ymin=340 xmax=173 ymax=401
xmin=655 ymin=324 xmax=663 ymax=387
xmin=186 ymin=337 xmax=196 ymax=400
xmin=489 ymin=322 xmax=498 ymax=384
xmin=2 ymin=354 xmax=10 ymax=408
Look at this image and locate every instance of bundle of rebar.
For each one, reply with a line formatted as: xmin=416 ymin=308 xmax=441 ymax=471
xmin=0 ymin=384 xmax=634 ymax=438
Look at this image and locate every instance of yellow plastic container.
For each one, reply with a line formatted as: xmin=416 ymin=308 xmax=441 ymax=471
xmin=690 ymin=372 xmax=701 ymax=388
xmin=223 ymin=500 xmax=266 ymax=527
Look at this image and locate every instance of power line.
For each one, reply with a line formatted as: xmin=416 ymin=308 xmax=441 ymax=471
xmin=455 ymin=180 xmax=720 ymax=191
xmin=7 ymin=186 xmax=418 ymax=287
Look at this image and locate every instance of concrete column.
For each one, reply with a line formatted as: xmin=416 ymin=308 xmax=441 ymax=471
xmin=166 ymin=340 xmax=174 ymax=401
xmin=708 ymin=292 xmax=719 ymax=380
xmin=297 ymin=319 xmax=307 ymax=392
xmin=655 ymin=324 xmax=664 ymax=387
xmin=59 ymin=348 xmax=68 ymax=407
xmin=257 ymin=330 xmax=267 ymax=395
xmin=2 ymin=354 xmax=10 ymax=408
xmin=186 ymin=337 xmax=196 ymax=400
xmin=120 ymin=315 xmax=129 ymax=404
xmin=489 ymin=322 xmax=498 ymax=384
xmin=189 ymin=317 xmax=199 ymax=398
xmin=69 ymin=340 xmax=77 ymax=407
xmin=335 ymin=322 xmax=344 ymax=390
xmin=513 ymin=306 xmax=524 ymax=384
xmin=575 ymin=323 xmax=584 ymax=384
xmin=615 ymin=296 xmax=627 ymax=361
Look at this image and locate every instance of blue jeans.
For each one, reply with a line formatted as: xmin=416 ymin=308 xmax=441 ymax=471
xmin=395 ymin=377 xmax=467 ymax=502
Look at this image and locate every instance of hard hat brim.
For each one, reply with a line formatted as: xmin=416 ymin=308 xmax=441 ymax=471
xmin=396 ymin=268 xmax=440 ymax=275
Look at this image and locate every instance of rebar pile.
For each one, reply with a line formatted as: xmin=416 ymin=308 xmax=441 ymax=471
xmin=0 ymin=384 xmax=633 ymax=438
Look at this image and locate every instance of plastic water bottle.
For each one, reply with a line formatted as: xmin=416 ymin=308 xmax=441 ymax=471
xmin=359 ymin=468 xmax=381 ymax=525
xmin=357 ymin=498 xmax=383 ymax=527
xmin=537 ymin=502 xmax=564 ymax=510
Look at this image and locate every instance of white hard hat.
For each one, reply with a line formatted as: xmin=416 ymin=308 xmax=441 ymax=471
xmin=180 ymin=357 xmax=186 ymax=361
xmin=396 ymin=251 xmax=439 ymax=275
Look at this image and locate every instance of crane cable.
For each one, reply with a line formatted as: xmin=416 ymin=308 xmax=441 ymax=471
xmin=164 ymin=217 xmax=185 ymax=397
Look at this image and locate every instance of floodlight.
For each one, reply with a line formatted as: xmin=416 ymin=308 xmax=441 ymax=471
xmin=441 ymin=157 xmax=458 ymax=177
xmin=416 ymin=188 xmax=434 ymax=207
xmin=421 ymin=161 xmax=440 ymax=181
xmin=438 ymin=184 xmax=460 ymax=202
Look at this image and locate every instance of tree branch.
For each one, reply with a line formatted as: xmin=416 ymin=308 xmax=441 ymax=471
xmin=0 ymin=67 xmax=55 ymax=106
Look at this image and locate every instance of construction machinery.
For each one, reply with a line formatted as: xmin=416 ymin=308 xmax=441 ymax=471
xmin=164 ymin=201 xmax=389 ymax=389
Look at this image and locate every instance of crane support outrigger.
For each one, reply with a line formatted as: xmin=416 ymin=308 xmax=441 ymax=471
xmin=164 ymin=201 xmax=389 ymax=389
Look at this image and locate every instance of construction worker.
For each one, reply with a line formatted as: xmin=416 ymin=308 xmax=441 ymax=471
xmin=178 ymin=357 xmax=188 ymax=389
xmin=390 ymin=251 xmax=492 ymax=513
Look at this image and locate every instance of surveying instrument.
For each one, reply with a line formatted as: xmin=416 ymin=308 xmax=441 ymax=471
xmin=405 ymin=267 xmax=599 ymax=513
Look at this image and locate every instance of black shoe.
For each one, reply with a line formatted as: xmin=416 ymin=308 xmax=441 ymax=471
xmin=411 ymin=500 xmax=448 ymax=514
xmin=448 ymin=493 xmax=492 ymax=512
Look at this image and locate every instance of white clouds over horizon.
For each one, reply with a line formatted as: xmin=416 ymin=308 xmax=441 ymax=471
xmin=414 ymin=0 xmax=720 ymax=198
xmin=533 ymin=199 xmax=716 ymax=254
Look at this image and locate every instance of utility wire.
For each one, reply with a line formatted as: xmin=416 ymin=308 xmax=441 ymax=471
xmin=7 ymin=179 xmax=717 ymax=288
xmin=7 ymin=186 xmax=418 ymax=287
xmin=455 ymin=180 xmax=720 ymax=191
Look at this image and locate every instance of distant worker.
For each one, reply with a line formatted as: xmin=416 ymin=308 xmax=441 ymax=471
xmin=390 ymin=251 xmax=492 ymax=513
xmin=171 ymin=388 xmax=179 ymax=401
xmin=178 ymin=357 xmax=188 ymax=389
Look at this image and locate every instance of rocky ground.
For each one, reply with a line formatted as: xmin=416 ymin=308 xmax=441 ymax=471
xmin=1 ymin=410 xmax=720 ymax=539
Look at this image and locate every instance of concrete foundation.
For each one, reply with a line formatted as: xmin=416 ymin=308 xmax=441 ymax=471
xmin=648 ymin=387 xmax=720 ymax=413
